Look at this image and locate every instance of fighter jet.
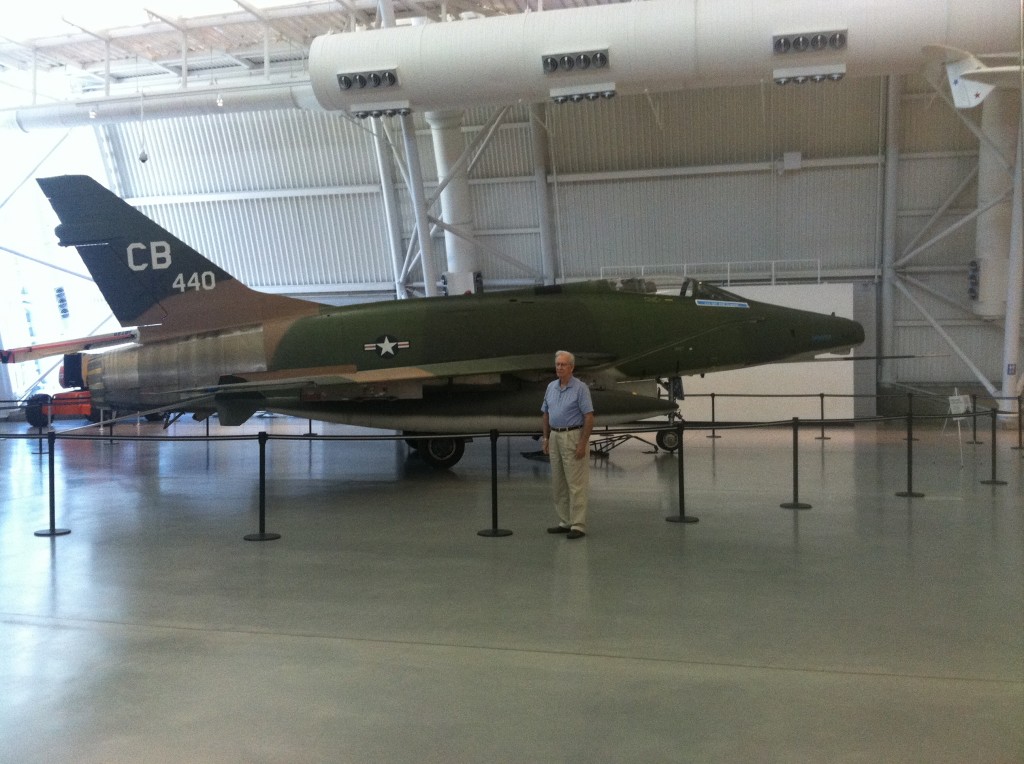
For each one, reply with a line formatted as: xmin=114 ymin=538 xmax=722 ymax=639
xmin=4 ymin=175 xmax=864 ymax=467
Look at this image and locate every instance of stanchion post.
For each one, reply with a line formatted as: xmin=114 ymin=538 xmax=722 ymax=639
xmin=980 ymin=407 xmax=1008 ymax=486
xmin=781 ymin=417 xmax=811 ymax=509
xmin=707 ymin=393 xmax=721 ymax=439
xmin=667 ymin=420 xmax=697 ymax=524
xmin=245 ymin=431 xmax=281 ymax=541
xmin=478 ymin=429 xmax=513 ymax=537
xmin=815 ymin=392 xmax=830 ymax=440
xmin=967 ymin=393 xmax=982 ymax=444
xmin=35 ymin=430 xmax=70 ymax=537
xmin=896 ymin=396 xmax=924 ymax=497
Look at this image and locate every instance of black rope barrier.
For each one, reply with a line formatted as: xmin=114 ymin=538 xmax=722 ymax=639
xmin=666 ymin=420 xmax=697 ymax=524
xmin=707 ymin=392 xmax=721 ymax=439
xmin=4 ymin=390 xmax=1018 ymax=543
xmin=780 ymin=417 xmax=811 ymax=509
xmin=967 ymin=394 xmax=982 ymax=445
xmin=815 ymin=392 xmax=830 ymax=441
xmin=34 ymin=430 xmax=70 ymax=538
xmin=896 ymin=394 xmax=924 ymax=498
xmin=980 ymin=408 xmax=1008 ymax=486
xmin=478 ymin=429 xmax=512 ymax=537
xmin=244 ymin=431 xmax=281 ymax=541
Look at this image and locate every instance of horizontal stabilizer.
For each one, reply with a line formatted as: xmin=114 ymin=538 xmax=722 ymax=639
xmin=0 ymin=329 xmax=138 ymax=364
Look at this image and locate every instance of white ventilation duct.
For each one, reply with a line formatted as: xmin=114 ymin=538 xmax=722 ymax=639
xmin=309 ymin=0 xmax=1018 ymax=115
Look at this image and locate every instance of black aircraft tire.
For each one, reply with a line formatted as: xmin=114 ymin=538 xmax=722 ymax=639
xmin=25 ymin=394 xmax=52 ymax=429
xmin=419 ymin=437 xmax=466 ymax=469
xmin=655 ymin=429 xmax=680 ymax=452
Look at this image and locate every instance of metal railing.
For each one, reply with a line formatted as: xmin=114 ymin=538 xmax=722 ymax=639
xmin=599 ymin=258 xmax=822 ymax=286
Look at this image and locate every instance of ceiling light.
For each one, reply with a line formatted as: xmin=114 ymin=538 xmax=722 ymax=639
xmin=549 ymin=82 xmax=617 ymax=104
xmin=773 ymin=29 xmax=848 ymax=56
xmin=337 ymin=69 xmax=399 ymax=92
xmin=350 ymin=100 xmax=411 ymax=118
xmin=772 ymin=63 xmax=846 ymax=85
xmin=541 ymin=49 xmax=610 ymax=75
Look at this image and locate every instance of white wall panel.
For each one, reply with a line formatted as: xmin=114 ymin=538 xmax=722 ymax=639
xmin=552 ymin=165 xmax=878 ymax=279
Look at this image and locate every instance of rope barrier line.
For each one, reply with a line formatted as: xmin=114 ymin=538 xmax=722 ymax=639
xmin=4 ymin=392 xmax=1016 ymax=543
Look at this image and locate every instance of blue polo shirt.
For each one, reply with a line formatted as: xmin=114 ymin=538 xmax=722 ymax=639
xmin=542 ymin=376 xmax=595 ymax=428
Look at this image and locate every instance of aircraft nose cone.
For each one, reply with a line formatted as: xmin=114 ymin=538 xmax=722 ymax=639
xmin=833 ymin=316 xmax=865 ymax=350
xmin=850 ymin=319 xmax=865 ymax=346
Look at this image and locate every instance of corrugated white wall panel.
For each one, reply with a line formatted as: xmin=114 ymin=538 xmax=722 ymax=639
xmin=552 ymin=165 xmax=879 ymax=279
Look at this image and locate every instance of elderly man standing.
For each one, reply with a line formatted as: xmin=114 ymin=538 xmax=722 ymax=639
xmin=541 ymin=350 xmax=595 ymax=539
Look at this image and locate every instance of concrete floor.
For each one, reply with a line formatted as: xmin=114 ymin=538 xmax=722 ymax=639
xmin=0 ymin=415 xmax=1021 ymax=763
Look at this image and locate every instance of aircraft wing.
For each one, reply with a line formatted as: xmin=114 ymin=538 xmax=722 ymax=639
xmin=201 ymin=351 xmax=616 ymax=394
xmin=0 ymin=330 xmax=138 ymax=364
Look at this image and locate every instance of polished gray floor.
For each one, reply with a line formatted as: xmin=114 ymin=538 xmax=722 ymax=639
xmin=1 ymin=415 xmax=1021 ymax=763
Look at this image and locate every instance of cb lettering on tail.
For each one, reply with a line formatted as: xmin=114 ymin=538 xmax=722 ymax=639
xmin=127 ymin=241 xmax=172 ymax=271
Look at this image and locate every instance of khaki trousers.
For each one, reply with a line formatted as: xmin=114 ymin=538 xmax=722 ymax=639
xmin=549 ymin=428 xmax=589 ymax=531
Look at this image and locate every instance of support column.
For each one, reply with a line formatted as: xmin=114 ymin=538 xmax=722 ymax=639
xmin=372 ymin=119 xmax=409 ymax=298
xmin=1000 ymin=115 xmax=1023 ymax=413
xmin=972 ymin=90 xmax=1018 ymax=319
xmin=879 ymin=75 xmax=901 ymax=388
xmin=0 ymin=327 xmax=15 ymax=419
xmin=425 ymin=110 xmax=481 ymax=295
xmin=399 ymin=113 xmax=439 ymax=297
xmin=530 ymin=103 xmax=558 ymax=285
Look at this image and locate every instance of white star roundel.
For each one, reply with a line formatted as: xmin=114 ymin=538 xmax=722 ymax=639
xmin=363 ymin=335 xmax=410 ymax=358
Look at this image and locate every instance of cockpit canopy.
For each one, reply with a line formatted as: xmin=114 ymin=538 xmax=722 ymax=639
xmin=678 ymin=278 xmax=747 ymax=303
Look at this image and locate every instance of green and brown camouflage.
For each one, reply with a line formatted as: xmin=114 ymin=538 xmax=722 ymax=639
xmin=7 ymin=175 xmax=864 ymax=467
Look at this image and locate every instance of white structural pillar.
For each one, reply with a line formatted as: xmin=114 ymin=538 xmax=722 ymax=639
xmin=879 ymin=75 xmax=901 ymax=388
xmin=371 ymin=119 xmax=409 ymax=299
xmin=425 ymin=110 xmax=481 ymax=295
xmin=972 ymin=90 xmax=1018 ymax=319
xmin=0 ymin=328 xmax=15 ymax=419
xmin=530 ymin=103 xmax=559 ymax=285
xmin=1000 ymin=119 xmax=1023 ymax=413
xmin=399 ymin=112 xmax=439 ymax=297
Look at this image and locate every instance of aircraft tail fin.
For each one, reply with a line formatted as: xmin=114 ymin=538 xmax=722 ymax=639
xmin=36 ymin=175 xmax=317 ymax=334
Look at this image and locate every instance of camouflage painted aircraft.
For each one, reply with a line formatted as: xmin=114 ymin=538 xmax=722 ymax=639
xmin=3 ymin=175 xmax=863 ymax=467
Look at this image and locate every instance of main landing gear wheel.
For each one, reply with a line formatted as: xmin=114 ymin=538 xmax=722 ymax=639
xmin=24 ymin=394 xmax=52 ymax=429
xmin=418 ymin=437 xmax=466 ymax=469
xmin=655 ymin=429 xmax=680 ymax=452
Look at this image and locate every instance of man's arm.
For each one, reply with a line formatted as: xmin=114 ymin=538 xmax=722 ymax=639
xmin=542 ymin=411 xmax=551 ymax=455
xmin=575 ymin=411 xmax=595 ymax=459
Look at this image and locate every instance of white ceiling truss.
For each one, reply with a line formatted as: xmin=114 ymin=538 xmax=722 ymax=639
xmin=0 ymin=1 xmax=639 ymax=100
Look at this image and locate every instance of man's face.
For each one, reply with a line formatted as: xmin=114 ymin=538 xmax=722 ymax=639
xmin=555 ymin=355 xmax=573 ymax=383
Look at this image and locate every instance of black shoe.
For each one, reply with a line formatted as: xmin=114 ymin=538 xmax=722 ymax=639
xmin=547 ymin=525 xmax=571 ymax=534
xmin=566 ymin=529 xmax=586 ymax=540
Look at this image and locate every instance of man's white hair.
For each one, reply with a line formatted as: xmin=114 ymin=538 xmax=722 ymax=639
xmin=555 ymin=350 xmax=575 ymax=366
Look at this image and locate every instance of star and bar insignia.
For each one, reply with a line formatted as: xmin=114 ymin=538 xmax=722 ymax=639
xmin=363 ymin=335 xmax=411 ymax=358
